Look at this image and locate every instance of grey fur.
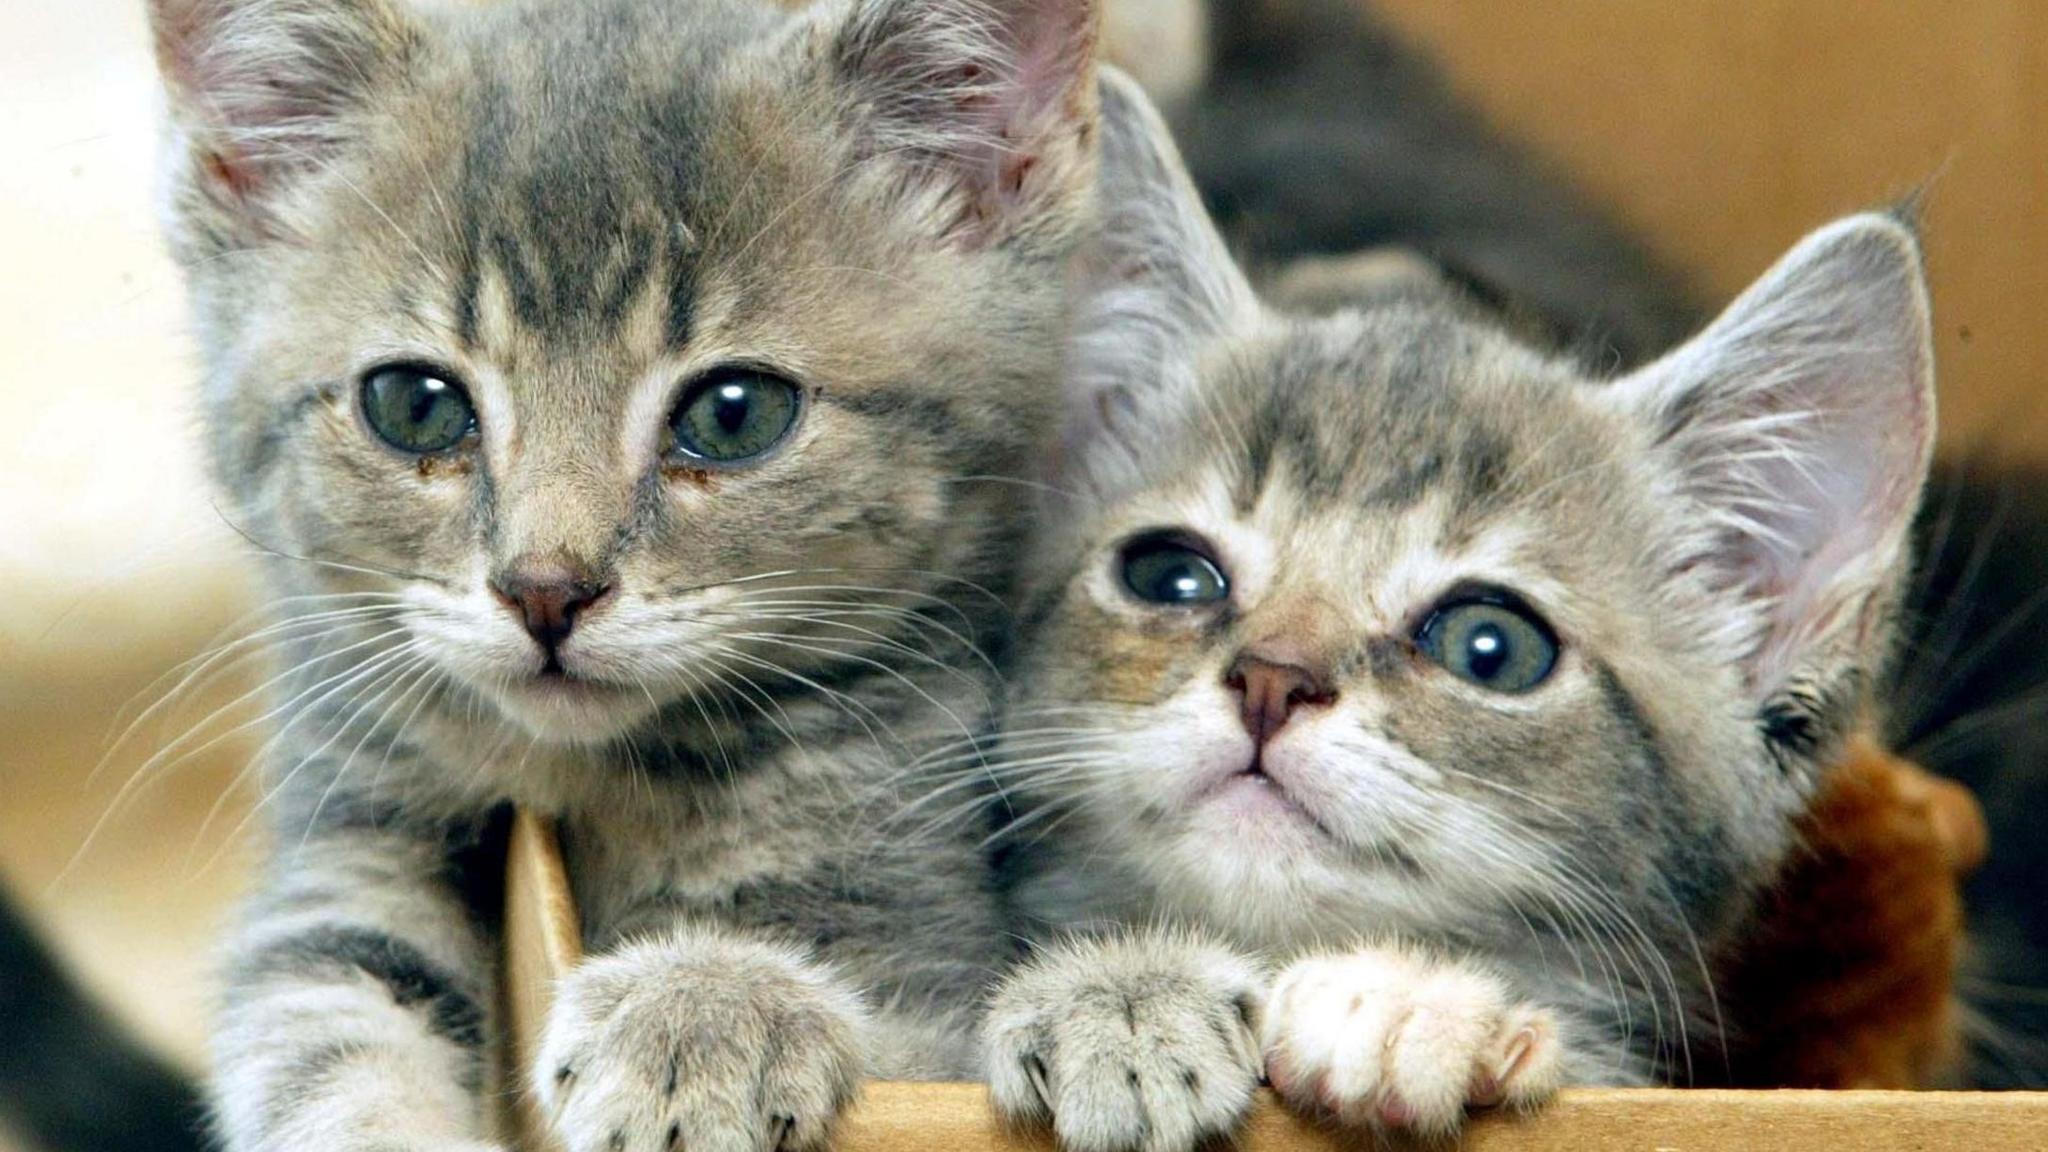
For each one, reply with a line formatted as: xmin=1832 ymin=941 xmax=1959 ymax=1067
xmin=988 ymin=73 xmax=1937 ymax=1141
xmin=145 ymin=0 xmax=1100 ymax=1148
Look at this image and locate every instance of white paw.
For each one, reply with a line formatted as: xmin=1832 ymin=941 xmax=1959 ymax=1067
xmin=1263 ymin=947 xmax=1562 ymax=1138
xmin=984 ymin=933 xmax=1267 ymax=1152
xmin=535 ymin=930 xmax=867 ymax=1152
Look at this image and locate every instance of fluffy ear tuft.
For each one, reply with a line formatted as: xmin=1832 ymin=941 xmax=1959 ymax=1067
xmin=1058 ymin=70 xmax=1258 ymax=465
xmin=148 ymin=0 xmax=418 ymax=224
xmin=1609 ymin=212 xmax=1935 ymax=761
xmin=834 ymin=0 xmax=1101 ymax=246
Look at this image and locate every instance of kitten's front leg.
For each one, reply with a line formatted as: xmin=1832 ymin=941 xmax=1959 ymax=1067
xmin=535 ymin=927 xmax=866 ymax=1152
xmin=983 ymin=931 xmax=1268 ymax=1152
xmin=1262 ymin=946 xmax=1564 ymax=1138
xmin=212 ymin=826 xmax=503 ymax=1152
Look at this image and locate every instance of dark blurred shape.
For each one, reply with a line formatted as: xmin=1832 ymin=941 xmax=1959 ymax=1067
xmin=1898 ymin=459 xmax=2048 ymax=1088
xmin=0 ymin=888 xmax=208 ymax=1152
xmin=1176 ymin=0 xmax=1706 ymax=367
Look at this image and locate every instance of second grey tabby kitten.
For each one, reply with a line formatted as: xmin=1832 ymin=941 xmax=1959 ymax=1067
xmin=144 ymin=0 xmax=1102 ymax=1149
xmin=980 ymin=70 xmax=1940 ymax=1147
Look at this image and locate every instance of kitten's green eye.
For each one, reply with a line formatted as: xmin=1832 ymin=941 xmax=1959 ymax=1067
xmin=668 ymin=368 xmax=803 ymax=465
xmin=1119 ymin=534 xmax=1230 ymax=607
xmin=361 ymin=365 xmax=477 ymax=455
xmin=1416 ymin=594 xmax=1558 ymax=693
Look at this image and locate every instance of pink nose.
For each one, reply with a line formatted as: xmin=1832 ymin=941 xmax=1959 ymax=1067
xmin=1225 ymin=652 xmax=1338 ymax=745
xmin=490 ymin=561 xmax=611 ymax=652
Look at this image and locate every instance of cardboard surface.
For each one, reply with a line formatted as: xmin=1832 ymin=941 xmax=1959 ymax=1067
xmin=839 ymin=1083 xmax=2048 ymax=1151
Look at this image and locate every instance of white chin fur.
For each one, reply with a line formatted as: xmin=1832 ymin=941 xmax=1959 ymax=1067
xmin=480 ymin=674 xmax=662 ymax=745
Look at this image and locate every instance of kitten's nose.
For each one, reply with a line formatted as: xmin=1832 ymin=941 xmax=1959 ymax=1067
xmin=491 ymin=559 xmax=612 ymax=653
xmin=1226 ymin=652 xmax=1338 ymax=745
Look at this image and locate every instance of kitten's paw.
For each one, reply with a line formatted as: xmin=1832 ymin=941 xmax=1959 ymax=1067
xmin=1263 ymin=947 xmax=1562 ymax=1139
xmin=535 ymin=930 xmax=867 ymax=1152
xmin=984 ymin=933 xmax=1267 ymax=1152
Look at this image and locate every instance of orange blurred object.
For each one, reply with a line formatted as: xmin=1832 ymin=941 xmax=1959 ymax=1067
xmin=1718 ymin=735 xmax=1988 ymax=1089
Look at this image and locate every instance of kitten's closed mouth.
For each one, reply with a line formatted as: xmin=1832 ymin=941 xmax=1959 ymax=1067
xmin=1204 ymin=759 xmax=1334 ymax=840
xmin=525 ymin=668 xmax=613 ymax=694
xmin=506 ymin=665 xmax=635 ymax=709
xmin=491 ymin=667 xmax=658 ymax=744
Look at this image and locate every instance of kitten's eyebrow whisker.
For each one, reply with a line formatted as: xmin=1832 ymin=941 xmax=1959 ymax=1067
xmin=722 ymin=139 xmax=935 ymax=274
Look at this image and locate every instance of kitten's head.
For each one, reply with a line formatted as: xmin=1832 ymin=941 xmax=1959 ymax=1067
xmin=1009 ymin=77 xmax=1936 ymax=952
xmin=149 ymin=0 xmax=1098 ymax=751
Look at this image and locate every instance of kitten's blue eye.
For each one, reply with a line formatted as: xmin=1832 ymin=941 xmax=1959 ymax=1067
xmin=361 ymin=365 xmax=477 ymax=455
xmin=1119 ymin=534 xmax=1230 ymax=606
xmin=1417 ymin=595 xmax=1558 ymax=693
xmin=668 ymin=368 xmax=803 ymax=464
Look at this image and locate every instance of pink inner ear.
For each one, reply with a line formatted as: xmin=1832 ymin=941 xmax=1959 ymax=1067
xmin=1616 ymin=215 xmax=1935 ymax=696
xmin=1002 ymin=1 xmax=1097 ymax=131
xmin=148 ymin=0 xmax=410 ymax=212
xmin=200 ymin=148 xmax=259 ymax=201
xmin=1750 ymin=410 xmax=1928 ymax=690
xmin=836 ymin=0 xmax=1098 ymax=244
xmin=965 ymin=0 xmax=1098 ymax=226
xmin=151 ymin=2 xmax=264 ymax=200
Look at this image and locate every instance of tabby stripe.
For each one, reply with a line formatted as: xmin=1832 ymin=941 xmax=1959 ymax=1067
xmin=240 ymin=926 xmax=487 ymax=1053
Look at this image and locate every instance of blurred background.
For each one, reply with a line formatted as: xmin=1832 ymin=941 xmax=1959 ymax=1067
xmin=1 ymin=0 xmax=2044 ymax=1119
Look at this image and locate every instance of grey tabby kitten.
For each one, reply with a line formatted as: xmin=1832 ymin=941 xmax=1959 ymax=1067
xmin=145 ymin=0 xmax=1099 ymax=1149
xmin=982 ymin=75 xmax=1937 ymax=1146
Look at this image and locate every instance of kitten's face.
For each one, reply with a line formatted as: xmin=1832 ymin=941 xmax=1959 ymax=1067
xmin=1011 ymin=79 xmax=1934 ymax=951
xmin=1016 ymin=309 xmax=1771 ymax=939
xmin=156 ymin=0 xmax=1097 ymax=748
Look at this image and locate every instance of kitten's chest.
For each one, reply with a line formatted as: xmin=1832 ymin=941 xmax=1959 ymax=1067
xmin=557 ymin=783 xmax=840 ymax=947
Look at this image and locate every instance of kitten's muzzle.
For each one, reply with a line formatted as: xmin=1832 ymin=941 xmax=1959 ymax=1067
xmin=1226 ymin=650 xmax=1338 ymax=747
xmin=491 ymin=557 xmax=614 ymax=661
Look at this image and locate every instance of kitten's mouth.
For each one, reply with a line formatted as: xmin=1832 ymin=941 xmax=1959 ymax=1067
xmin=1203 ymin=757 xmax=1333 ymax=839
xmin=521 ymin=665 xmax=618 ymax=697
xmin=483 ymin=664 xmax=656 ymax=744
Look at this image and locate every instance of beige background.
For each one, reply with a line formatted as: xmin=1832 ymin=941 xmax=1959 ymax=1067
xmin=1376 ymin=0 xmax=2048 ymax=457
xmin=0 ymin=0 xmax=2041 ymax=1099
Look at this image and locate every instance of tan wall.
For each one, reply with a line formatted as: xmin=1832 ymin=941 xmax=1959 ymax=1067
xmin=1374 ymin=1 xmax=2048 ymax=459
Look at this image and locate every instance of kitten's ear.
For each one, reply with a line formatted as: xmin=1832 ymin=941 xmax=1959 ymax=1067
xmin=1062 ymin=70 xmax=1258 ymax=457
xmin=834 ymin=0 xmax=1100 ymax=246
xmin=148 ymin=0 xmax=419 ymax=228
xmin=1087 ymin=70 xmax=1258 ymax=338
xmin=1609 ymin=213 xmax=1935 ymax=754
